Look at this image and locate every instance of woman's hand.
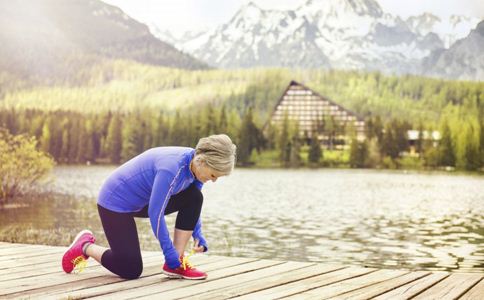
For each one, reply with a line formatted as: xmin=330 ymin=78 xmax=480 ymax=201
xmin=192 ymin=239 xmax=205 ymax=253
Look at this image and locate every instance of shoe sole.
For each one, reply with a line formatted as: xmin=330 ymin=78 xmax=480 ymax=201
xmin=62 ymin=229 xmax=93 ymax=272
xmin=162 ymin=270 xmax=207 ymax=280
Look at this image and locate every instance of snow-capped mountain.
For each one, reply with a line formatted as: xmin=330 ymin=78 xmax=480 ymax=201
xmin=148 ymin=23 xmax=208 ymax=47
xmin=422 ymin=20 xmax=484 ymax=81
xmin=160 ymin=0 xmax=482 ymax=80
xmin=406 ymin=13 xmax=481 ymax=48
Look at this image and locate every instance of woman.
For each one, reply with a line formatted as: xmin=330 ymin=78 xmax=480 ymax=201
xmin=61 ymin=134 xmax=236 ymax=280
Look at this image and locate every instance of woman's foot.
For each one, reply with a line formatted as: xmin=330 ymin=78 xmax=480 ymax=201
xmin=62 ymin=230 xmax=96 ymax=273
xmin=162 ymin=255 xmax=207 ymax=280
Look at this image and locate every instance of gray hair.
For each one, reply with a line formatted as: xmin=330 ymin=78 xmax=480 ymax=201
xmin=195 ymin=134 xmax=237 ymax=175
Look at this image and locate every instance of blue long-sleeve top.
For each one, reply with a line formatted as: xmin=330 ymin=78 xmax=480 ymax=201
xmin=97 ymin=147 xmax=207 ymax=269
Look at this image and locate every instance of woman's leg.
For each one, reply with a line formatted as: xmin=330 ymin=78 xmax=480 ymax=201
xmin=165 ymin=183 xmax=204 ymax=255
xmin=93 ymin=204 xmax=144 ymax=279
xmin=84 ymin=243 xmax=108 ymax=263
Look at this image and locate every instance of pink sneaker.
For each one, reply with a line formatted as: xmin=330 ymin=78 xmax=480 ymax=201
xmin=162 ymin=255 xmax=207 ymax=280
xmin=62 ymin=230 xmax=95 ymax=273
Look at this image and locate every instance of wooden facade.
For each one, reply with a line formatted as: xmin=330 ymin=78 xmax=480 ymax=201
xmin=269 ymin=81 xmax=365 ymax=149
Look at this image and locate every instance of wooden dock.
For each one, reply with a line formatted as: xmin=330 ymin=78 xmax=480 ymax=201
xmin=0 ymin=242 xmax=482 ymax=299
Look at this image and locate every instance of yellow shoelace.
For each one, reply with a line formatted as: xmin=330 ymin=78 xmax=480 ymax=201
xmin=181 ymin=250 xmax=195 ymax=270
xmin=72 ymin=256 xmax=88 ymax=273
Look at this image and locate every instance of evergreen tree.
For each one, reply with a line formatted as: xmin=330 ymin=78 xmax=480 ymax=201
xmin=373 ymin=115 xmax=384 ymax=145
xmin=219 ymin=105 xmax=228 ymax=134
xmin=325 ymin=115 xmax=336 ymax=150
xmin=308 ymin=131 xmax=322 ymax=165
xmin=68 ymin=118 xmax=80 ymax=163
xmin=237 ymin=108 xmax=261 ymax=165
xmin=351 ymin=139 xmax=368 ymax=168
xmin=84 ymin=120 xmax=95 ymax=163
xmin=39 ymin=121 xmax=51 ymax=155
xmin=264 ymin=122 xmax=278 ymax=150
xmin=50 ymin=116 xmax=63 ymax=161
xmin=203 ymin=103 xmax=217 ymax=136
xmin=417 ymin=121 xmax=424 ymax=156
xmin=155 ymin=112 xmax=169 ymax=147
xmin=76 ymin=120 xmax=88 ymax=163
xmin=463 ymin=124 xmax=480 ymax=170
xmin=365 ymin=138 xmax=381 ymax=167
xmin=289 ymin=136 xmax=302 ymax=167
xmin=438 ymin=120 xmax=455 ymax=167
xmin=121 ymin=114 xmax=144 ymax=162
xmin=105 ymin=114 xmax=122 ymax=164
xmin=382 ymin=122 xmax=399 ymax=159
xmin=60 ymin=122 xmax=70 ymax=163
xmin=365 ymin=117 xmax=374 ymax=140
xmin=278 ymin=112 xmax=290 ymax=164
xmin=75 ymin=120 xmax=95 ymax=163
xmin=395 ymin=120 xmax=409 ymax=154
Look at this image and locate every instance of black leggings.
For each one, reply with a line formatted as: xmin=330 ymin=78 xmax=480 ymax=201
xmin=97 ymin=183 xmax=203 ymax=279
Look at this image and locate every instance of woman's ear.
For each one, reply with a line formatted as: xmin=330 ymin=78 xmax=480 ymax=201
xmin=196 ymin=155 xmax=205 ymax=167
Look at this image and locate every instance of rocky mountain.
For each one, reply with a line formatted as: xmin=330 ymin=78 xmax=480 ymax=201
xmin=0 ymin=0 xmax=207 ymax=82
xmin=406 ymin=13 xmax=480 ymax=48
xmin=163 ymin=0 xmax=481 ymax=80
xmin=422 ymin=20 xmax=484 ymax=80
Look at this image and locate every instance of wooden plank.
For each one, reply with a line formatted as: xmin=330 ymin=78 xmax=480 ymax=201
xmin=373 ymin=273 xmax=449 ymax=300
xmin=1 ymin=243 xmax=481 ymax=300
xmin=0 ymin=251 xmax=70 ymax=271
xmin=0 ymin=247 xmax=64 ymax=261
xmin=12 ymin=254 xmax=223 ymax=300
xmin=0 ymin=244 xmax=60 ymax=256
xmin=44 ymin=257 xmax=257 ymax=300
xmin=0 ymin=251 xmax=165 ymax=296
xmin=412 ymin=273 xmax=483 ymax=300
xmin=233 ymin=267 xmax=376 ymax=300
xmin=0 ymin=252 xmax=160 ymax=275
xmin=139 ymin=261 xmax=315 ymax=300
xmin=459 ymin=277 xmax=484 ymax=300
xmin=284 ymin=269 xmax=409 ymax=299
xmin=329 ymin=271 xmax=430 ymax=299
xmin=0 ymin=250 xmax=162 ymax=283
xmin=87 ymin=259 xmax=285 ymax=300
xmin=0 ymin=242 xmax=35 ymax=250
xmin=195 ymin=264 xmax=345 ymax=300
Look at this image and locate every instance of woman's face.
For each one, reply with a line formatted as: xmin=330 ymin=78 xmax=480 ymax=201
xmin=192 ymin=160 xmax=224 ymax=183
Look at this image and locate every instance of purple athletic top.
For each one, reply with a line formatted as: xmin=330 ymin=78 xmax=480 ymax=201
xmin=97 ymin=147 xmax=206 ymax=268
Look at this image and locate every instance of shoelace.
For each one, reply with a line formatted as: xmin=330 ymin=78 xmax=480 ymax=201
xmin=72 ymin=256 xmax=88 ymax=273
xmin=181 ymin=250 xmax=195 ymax=270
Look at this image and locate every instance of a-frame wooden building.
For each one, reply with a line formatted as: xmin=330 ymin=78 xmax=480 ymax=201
xmin=268 ymin=81 xmax=365 ymax=150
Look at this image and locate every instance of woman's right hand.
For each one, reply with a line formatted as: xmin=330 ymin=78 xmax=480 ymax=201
xmin=192 ymin=239 xmax=205 ymax=253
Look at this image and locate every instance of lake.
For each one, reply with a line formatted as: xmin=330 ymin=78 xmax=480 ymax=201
xmin=1 ymin=166 xmax=483 ymax=273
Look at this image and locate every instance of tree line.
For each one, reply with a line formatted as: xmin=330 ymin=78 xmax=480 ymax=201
xmin=0 ymin=104 xmax=482 ymax=171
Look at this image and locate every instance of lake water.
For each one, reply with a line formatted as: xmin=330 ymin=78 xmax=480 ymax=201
xmin=1 ymin=166 xmax=483 ymax=273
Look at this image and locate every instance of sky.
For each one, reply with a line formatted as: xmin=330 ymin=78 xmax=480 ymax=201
xmin=102 ymin=0 xmax=484 ymax=36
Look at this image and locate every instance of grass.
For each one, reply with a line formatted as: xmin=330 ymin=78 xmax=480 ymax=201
xmin=248 ymin=148 xmax=351 ymax=169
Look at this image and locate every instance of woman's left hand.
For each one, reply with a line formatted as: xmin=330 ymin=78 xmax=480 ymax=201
xmin=192 ymin=239 xmax=205 ymax=253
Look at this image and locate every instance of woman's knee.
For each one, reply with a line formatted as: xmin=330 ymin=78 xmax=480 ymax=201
xmin=193 ymin=191 xmax=203 ymax=208
xmin=118 ymin=259 xmax=143 ymax=279
xmin=188 ymin=184 xmax=203 ymax=207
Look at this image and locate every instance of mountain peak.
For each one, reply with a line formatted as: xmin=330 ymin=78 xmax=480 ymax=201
xmin=231 ymin=1 xmax=264 ymax=24
xmin=301 ymin=0 xmax=383 ymax=18
xmin=239 ymin=1 xmax=263 ymax=14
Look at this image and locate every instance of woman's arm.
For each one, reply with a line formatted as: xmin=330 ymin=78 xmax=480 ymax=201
xmin=192 ymin=180 xmax=208 ymax=252
xmin=148 ymin=169 xmax=182 ymax=269
xmin=192 ymin=218 xmax=208 ymax=252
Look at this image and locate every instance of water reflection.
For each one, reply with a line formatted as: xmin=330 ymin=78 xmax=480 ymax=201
xmin=0 ymin=167 xmax=483 ymax=273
